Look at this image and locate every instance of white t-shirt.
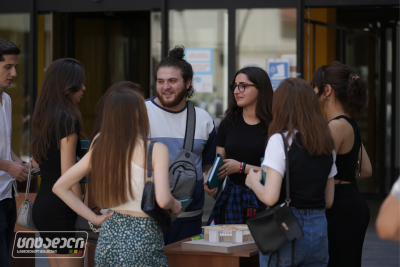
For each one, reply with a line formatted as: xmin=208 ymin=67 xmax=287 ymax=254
xmin=261 ymin=131 xmax=337 ymax=179
xmin=0 ymin=92 xmax=18 ymax=200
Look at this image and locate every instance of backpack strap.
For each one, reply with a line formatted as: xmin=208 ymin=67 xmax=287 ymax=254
xmin=183 ymin=101 xmax=196 ymax=152
xmin=147 ymin=141 xmax=156 ymax=183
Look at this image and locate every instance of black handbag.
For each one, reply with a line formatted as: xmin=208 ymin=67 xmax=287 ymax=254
xmin=141 ymin=141 xmax=172 ymax=229
xmin=246 ymin=133 xmax=304 ymax=267
xmin=74 ymin=184 xmax=101 ymax=243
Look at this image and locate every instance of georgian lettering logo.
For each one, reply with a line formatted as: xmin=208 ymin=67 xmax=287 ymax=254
xmin=12 ymin=231 xmax=88 ymax=258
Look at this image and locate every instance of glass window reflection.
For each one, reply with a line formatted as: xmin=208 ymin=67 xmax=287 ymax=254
xmin=236 ymin=9 xmax=297 ymax=78
xmin=169 ymin=9 xmax=228 ymax=128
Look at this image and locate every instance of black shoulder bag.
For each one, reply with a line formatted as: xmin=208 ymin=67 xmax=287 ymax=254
xmin=246 ymin=133 xmax=304 ymax=267
xmin=141 ymin=141 xmax=172 ymax=229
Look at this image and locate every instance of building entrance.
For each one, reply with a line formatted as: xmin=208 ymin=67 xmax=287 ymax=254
xmin=53 ymin=11 xmax=151 ymax=135
xmin=304 ymin=6 xmax=400 ymax=195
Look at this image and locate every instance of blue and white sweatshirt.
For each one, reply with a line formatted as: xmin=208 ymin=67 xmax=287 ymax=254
xmin=145 ymin=97 xmax=217 ymax=221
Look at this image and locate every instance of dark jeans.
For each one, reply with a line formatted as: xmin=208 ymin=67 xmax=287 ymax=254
xmin=162 ymin=217 xmax=202 ymax=245
xmin=259 ymin=209 xmax=329 ymax=267
xmin=0 ymin=194 xmax=17 ymax=267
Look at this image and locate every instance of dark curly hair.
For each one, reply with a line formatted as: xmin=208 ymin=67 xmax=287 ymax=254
xmin=311 ymin=61 xmax=368 ymax=118
xmin=152 ymin=45 xmax=194 ymax=98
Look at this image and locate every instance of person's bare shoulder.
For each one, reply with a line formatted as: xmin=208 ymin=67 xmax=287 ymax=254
xmin=328 ymin=118 xmax=353 ymax=137
xmin=153 ymin=142 xmax=169 ymax=156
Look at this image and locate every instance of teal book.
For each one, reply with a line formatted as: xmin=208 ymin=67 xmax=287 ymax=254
xmin=178 ymin=197 xmax=193 ymax=210
xmin=81 ymin=140 xmax=90 ymax=149
xmin=261 ymin=157 xmax=266 ymax=185
xmin=171 ymin=198 xmax=193 ymax=222
xmin=206 ymin=154 xmax=225 ymax=200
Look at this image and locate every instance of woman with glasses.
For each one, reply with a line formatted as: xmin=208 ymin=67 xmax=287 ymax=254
xmin=205 ymin=66 xmax=273 ymax=225
xmin=311 ymin=61 xmax=372 ymax=267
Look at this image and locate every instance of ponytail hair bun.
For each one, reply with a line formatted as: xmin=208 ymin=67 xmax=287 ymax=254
xmin=315 ymin=61 xmax=368 ymax=118
xmin=346 ymin=73 xmax=368 ymax=118
xmin=169 ymin=45 xmax=185 ymax=60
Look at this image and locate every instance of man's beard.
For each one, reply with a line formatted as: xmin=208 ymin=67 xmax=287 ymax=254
xmin=156 ymin=87 xmax=187 ymax=108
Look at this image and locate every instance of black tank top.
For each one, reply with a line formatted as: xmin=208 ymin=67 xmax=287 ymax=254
xmin=328 ymin=115 xmax=362 ymax=184
xmin=277 ymin=134 xmax=334 ymax=209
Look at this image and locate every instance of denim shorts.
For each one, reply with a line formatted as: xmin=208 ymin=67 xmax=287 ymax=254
xmin=259 ymin=209 xmax=328 ymax=267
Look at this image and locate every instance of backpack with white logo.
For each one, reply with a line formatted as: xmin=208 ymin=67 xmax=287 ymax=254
xmin=169 ymin=101 xmax=197 ymax=199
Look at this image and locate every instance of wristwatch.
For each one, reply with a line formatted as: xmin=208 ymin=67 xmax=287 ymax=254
xmin=22 ymin=161 xmax=26 ymax=164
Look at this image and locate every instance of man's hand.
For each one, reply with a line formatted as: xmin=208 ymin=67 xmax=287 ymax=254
xmin=23 ymin=162 xmax=30 ymax=170
xmin=204 ymin=184 xmax=218 ymax=198
xmin=6 ymin=161 xmax=29 ymax=182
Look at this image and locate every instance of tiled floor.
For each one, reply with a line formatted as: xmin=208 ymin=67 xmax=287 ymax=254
xmin=34 ymin=198 xmax=399 ymax=267
xmin=361 ymin=199 xmax=399 ymax=267
xmin=203 ymin=196 xmax=400 ymax=267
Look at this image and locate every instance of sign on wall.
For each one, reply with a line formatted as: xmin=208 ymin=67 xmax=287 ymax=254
xmin=268 ymin=58 xmax=290 ymax=90
xmin=185 ymin=48 xmax=213 ymax=93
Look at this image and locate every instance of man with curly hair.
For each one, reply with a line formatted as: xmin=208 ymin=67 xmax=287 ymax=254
xmin=146 ymin=46 xmax=216 ymax=245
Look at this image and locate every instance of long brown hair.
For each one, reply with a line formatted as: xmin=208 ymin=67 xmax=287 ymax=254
xmin=90 ymin=81 xmax=144 ymax=146
xmin=90 ymin=88 xmax=149 ymax=208
xmin=225 ymin=67 xmax=273 ymax=133
xmin=31 ymin=58 xmax=85 ymax=164
xmin=268 ymin=78 xmax=334 ymax=156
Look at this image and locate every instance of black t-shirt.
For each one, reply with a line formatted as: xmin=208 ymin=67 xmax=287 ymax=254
xmin=216 ymin=113 xmax=268 ymax=187
xmin=33 ymin=114 xmax=82 ymax=253
xmin=39 ymin=115 xmax=81 ymax=184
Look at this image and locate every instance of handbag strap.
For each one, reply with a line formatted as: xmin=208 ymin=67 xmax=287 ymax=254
xmin=147 ymin=141 xmax=156 ymax=182
xmin=25 ymin=161 xmax=33 ymax=199
xmin=280 ymin=133 xmax=291 ymax=206
xmin=183 ymin=101 xmax=196 ymax=152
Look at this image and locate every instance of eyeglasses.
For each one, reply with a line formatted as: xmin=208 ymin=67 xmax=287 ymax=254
xmin=229 ymin=83 xmax=257 ymax=92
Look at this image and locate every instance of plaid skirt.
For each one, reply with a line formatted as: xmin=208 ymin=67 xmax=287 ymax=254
xmin=207 ymin=178 xmax=262 ymax=225
xmin=95 ymin=211 xmax=168 ymax=267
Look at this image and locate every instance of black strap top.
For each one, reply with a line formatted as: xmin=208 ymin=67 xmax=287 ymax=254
xmin=278 ymin=133 xmax=333 ymax=209
xmin=328 ymin=115 xmax=362 ymax=184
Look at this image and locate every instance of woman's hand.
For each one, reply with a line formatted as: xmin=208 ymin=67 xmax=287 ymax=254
xmin=204 ymin=183 xmax=218 ymax=198
xmin=245 ymin=169 xmax=262 ymax=190
xmin=170 ymin=199 xmax=182 ymax=217
xmin=92 ymin=211 xmax=113 ymax=226
xmin=218 ymin=159 xmax=240 ymax=179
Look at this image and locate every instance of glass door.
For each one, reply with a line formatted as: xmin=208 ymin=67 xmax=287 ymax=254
xmin=305 ymin=7 xmax=400 ymax=195
xmin=54 ymin=11 xmax=151 ymax=136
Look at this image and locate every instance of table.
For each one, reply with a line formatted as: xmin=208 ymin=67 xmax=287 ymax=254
xmin=164 ymin=237 xmax=260 ymax=267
